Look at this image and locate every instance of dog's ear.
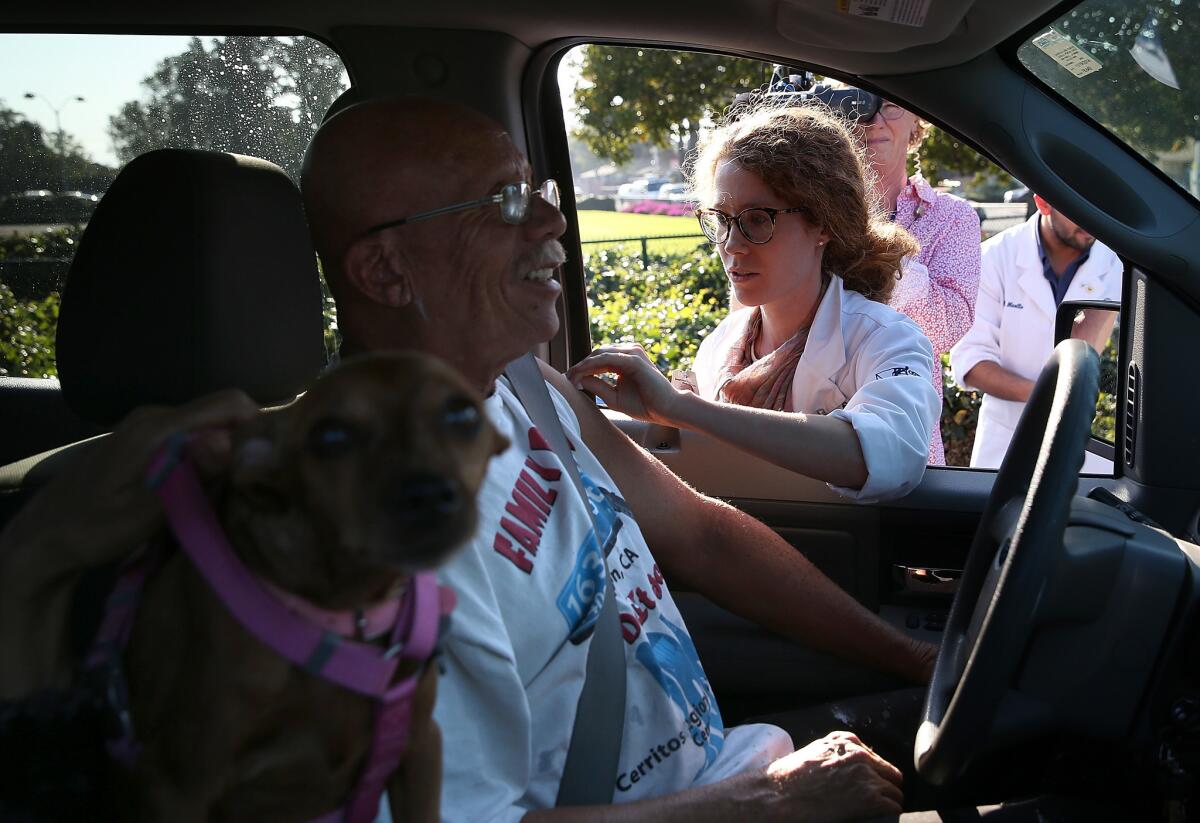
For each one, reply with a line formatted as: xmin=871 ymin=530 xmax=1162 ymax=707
xmin=343 ymin=235 xmax=413 ymax=309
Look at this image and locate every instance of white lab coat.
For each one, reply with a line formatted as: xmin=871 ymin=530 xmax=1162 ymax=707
xmin=694 ymin=274 xmax=940 ymax=503
xmin=948 ymin=214 xmax=1122 ymax=470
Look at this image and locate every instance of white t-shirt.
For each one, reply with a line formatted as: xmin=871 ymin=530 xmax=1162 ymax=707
xmin=414 ymin=377 xmax=790 ymax=823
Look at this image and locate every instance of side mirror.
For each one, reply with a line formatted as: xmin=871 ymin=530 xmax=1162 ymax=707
xmin=1055 ymin=299 xmax=1120 ymax=465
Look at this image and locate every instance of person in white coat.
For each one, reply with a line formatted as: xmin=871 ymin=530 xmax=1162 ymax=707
xmin=949 ymin=194 xmax=1122 ymax=470
xmin=567 ymin=105 xmax=940 ymax=503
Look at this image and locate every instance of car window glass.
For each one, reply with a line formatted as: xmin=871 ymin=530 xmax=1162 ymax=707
xmin=1066 ymin=305 xmax=1121 ymax=447
xmin=1017 ymin=1 xmax=1198 ymax=204
xmin=558 ymin=44 xmax=1054 ymax=471
xmin=0 ymin=34 xmax=349 ymax=379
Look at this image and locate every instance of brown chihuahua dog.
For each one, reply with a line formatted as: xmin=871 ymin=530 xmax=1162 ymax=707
xmin=115 ymin=352 xmax=508 ymax=822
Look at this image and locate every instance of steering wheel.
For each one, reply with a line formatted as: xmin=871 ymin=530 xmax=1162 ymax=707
xmin=914 ymin=340 xmax=1100 ymax=785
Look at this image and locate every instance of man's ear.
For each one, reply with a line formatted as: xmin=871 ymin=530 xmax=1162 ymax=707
xmin=343 ymin=235 xmax=413 ymax=308
xmin=1032 ymin=193 xmax=1052 ymax=217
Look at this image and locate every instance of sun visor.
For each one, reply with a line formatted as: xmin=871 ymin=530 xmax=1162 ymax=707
xmin=776 ymin=0 xmax=974 ymax=53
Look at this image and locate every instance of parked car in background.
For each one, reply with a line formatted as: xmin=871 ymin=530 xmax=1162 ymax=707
xmin=656 ymin=182 xmax=693 ymax=202
xmin=0 ymin=189 xmax=100 ymax=237
xmin=1003 ymin=184 xmax=1038 ymax=218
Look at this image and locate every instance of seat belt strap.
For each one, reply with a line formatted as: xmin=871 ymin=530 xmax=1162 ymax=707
xmin=504 ymin=353 xmax=626 ymax=807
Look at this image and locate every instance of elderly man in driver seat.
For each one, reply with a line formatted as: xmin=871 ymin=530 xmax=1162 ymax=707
xmin=298 ymin=96 xmax=939 ymax=822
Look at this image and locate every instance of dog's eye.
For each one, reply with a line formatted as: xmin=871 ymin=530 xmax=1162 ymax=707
xmin=307 ymin=417 xmax=364 ymax=458
xmin=441 ymin=396 xmax=482 ymax=437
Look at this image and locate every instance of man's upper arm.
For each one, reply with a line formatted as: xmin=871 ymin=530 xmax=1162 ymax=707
xmin=536 ymin=361 xmax=712 ymax=570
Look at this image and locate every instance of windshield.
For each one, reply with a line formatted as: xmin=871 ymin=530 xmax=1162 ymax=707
xmin=1017 ymin=0 xmax=1198 ymax=202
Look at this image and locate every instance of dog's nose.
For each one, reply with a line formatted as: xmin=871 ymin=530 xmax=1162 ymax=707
xmin=391 ymin=474 xmax=462 ymax=522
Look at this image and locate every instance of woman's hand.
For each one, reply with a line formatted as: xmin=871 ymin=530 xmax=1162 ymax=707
xmin=566 ymin=344 xmax=693 ymax=426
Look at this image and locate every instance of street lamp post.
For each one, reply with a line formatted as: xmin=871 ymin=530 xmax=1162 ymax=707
xmin=23 ymin=93 xmax=86 ymax=193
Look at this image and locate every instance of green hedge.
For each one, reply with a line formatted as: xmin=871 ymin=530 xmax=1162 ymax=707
xmin=0 ymin=228 xmax=75 ymax=378
xmin=0 ymin=282 xmax=58 ymax=378
xmin=586 ymin=245 xmax=727 ymax=375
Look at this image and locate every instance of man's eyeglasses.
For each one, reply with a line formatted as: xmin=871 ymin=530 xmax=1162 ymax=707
xmin=365 ymin=179 xmax=560 ymax=235
xmin=695 ymin=206 xmax=808 ymax=245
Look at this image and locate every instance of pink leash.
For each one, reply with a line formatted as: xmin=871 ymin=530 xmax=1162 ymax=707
xmin=87 ymin=436 xmax=456 ymax=823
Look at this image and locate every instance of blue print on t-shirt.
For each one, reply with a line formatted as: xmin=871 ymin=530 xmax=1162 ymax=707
xmin=635 ymin=617 xmax=725 ymax=777
xmin=555 ymin=473 xmax=623 ymax=644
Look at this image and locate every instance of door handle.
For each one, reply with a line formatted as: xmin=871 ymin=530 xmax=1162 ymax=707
xmin=893 ymin=565 xmax=961 ymax=595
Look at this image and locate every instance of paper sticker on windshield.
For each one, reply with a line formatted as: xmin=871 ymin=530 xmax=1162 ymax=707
xmin=837 ymin=0 xmax=930 ymax=27
xmin=1032 ymin=29 xmax=1103 ymax=78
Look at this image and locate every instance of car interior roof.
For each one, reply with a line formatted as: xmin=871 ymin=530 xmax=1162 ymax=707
xmin=6 ymin=0 xmax=1061 ymax=74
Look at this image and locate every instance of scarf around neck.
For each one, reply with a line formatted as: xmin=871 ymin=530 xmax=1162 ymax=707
xmin=716 ymin=274 xmax=830 ymax=412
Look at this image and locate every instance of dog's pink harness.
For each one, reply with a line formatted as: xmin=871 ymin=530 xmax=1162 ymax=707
xmin=87 ymin=439 xmax=455 ymax=823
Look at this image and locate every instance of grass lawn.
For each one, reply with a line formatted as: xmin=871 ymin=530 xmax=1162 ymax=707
xmin=576 ymin=209 xmax=710 ymax=257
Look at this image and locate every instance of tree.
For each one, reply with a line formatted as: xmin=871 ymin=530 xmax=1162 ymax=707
xmin=918 ymin=127 xmax=1015 ymax=199
xmin=0 ymin=107 xmax=115 ymax=194
xmin=109 ymin=36 xmax=347 ymax=182
xmin=572 ymin=46 xmax=1018 ymax=194
xmin=572 ymin=46 xmax=768 ymax=167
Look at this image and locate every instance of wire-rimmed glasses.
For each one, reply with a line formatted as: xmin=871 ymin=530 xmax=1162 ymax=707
xmin=365 ymin=179 xmax=560 ymax=235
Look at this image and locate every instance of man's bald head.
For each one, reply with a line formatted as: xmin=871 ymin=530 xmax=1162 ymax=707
xmin=298 ymin=96 xmax=566 ymax=389
xmin=301 ymin=97 xmax=519 ymax=276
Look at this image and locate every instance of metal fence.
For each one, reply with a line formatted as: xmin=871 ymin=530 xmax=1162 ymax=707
xmin=580 ymin=202 xmax=1029 ymax=269
xmin=580 ymin=233 xmax=708 ymax=269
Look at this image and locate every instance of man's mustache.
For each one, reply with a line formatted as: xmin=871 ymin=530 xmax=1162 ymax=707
xmin=519 ymin=240 xmax=567 ymax=272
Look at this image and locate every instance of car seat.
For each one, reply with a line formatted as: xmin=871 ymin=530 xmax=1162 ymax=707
xmin=0 ymin=147 xmax=327 ymax=527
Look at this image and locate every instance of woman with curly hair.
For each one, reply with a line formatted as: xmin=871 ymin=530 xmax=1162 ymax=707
xmin=567 ymin=105 xmax=940 ymax=502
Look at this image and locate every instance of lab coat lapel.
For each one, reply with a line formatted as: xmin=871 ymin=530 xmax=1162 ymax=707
xmin=793 ymin=276 xmax=849 ymax=415
xmin=1014 ymin=217 xmax=1057 ymax=321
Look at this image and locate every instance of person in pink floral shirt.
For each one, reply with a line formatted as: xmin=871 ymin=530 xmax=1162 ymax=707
xmin=863 ymin=101 xmax=981 ymax=465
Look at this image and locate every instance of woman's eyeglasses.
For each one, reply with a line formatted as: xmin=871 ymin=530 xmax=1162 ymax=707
xmin=695 ymin=206 xmax=808 ymax=245
xmin=365 ymin=179 xmax=560 ymax=235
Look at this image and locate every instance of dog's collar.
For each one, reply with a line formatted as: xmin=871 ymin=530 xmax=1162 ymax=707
xmin=261 ymin=579 xmax=411 ymax=643
xmin=87 ymin=436 xmax=456 ymax=823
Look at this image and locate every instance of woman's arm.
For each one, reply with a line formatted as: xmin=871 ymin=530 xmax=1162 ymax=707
xmin=673 ymin=390 xmax=868 ymax=489
xmin=566 ymin=343 xmax=868 ymax=489
xmin=567 ymin=317 xmax=938 ymax=502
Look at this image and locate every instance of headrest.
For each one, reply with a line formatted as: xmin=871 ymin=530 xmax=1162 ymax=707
xmin=56 ymin=149 xmax=326 ymax=426
xmin=322 ymin=87 xmax=364 ymax=124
